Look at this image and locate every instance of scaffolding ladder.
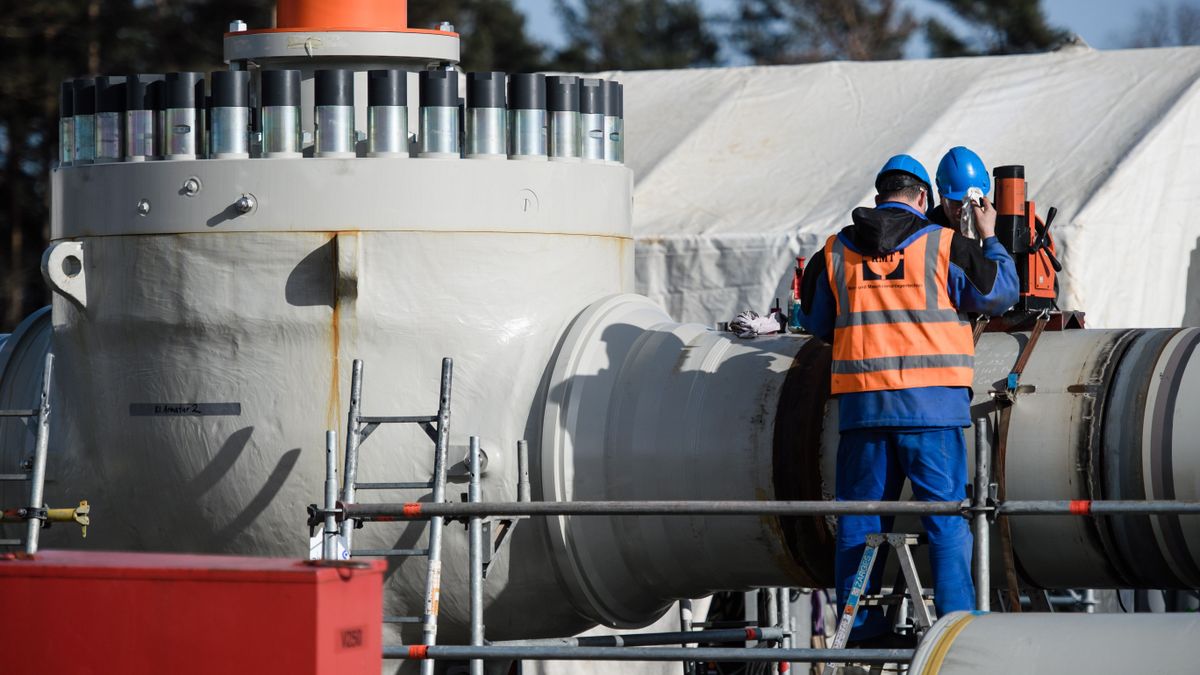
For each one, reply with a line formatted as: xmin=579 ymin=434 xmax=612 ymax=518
xmin=328 ymin=357 xmax=453 ymax=675
xmin=823 ymin=533 xmax=933 ymax=675
xmin=0 ymin=354 xmax=88 ymax=555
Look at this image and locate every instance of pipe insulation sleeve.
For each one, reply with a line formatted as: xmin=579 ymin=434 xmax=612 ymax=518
xmin=542 ymin=295 xmax=1200 ymax=629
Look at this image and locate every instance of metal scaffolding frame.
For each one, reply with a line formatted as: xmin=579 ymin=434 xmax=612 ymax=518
xmin=0 ymin=354 xmax=88 ymax=554
xmin=318 ymin=357 xmax=455 ymax=675
xmin=310 ymin=363 xmax=1200 ymax=671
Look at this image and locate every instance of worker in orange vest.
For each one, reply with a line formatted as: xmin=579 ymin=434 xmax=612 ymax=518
xmin=797 ymin=154 xmax=1018 ymax=647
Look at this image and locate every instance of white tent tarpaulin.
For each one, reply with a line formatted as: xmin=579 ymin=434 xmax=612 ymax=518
xmin=615 ymin=45 xmax=1200 ymax=328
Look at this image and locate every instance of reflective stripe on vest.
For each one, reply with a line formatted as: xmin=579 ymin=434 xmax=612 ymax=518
xmin=824 ymin=227 xmax=975 ymax=394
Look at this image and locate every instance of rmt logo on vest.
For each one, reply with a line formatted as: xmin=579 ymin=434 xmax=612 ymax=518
xmin=861 ymin=251 xmax=906 ymax=281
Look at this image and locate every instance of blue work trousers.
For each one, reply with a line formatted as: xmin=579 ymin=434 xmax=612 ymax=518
xmin=834 ymin=427 xmax=973 ymax=640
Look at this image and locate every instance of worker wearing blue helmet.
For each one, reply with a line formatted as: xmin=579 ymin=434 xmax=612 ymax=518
xmin=933 ymin=146 xmax=992 ymax=233
xmin=795 ymin=153 xmax=1019 ymax=648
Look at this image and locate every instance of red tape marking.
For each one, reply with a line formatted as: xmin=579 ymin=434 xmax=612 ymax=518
xmin=407 ymin=645 xmax=428 ymax=659
xmin=780 ymin=663 xmax=790 ymax=673
xmin=403 ymin=503 xmax=423 ymax=518
xmin=745 ymin=627 xmax=757 ymax=640
xmin=1069 ymin=500 xmax=1092 ymax=515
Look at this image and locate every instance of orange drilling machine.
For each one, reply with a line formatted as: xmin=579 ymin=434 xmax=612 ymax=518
xmin=991 ymin=165 xmax=1080 ymax=326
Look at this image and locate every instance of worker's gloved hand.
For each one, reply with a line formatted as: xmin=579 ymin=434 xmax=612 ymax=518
xmin=960 ymin=187 xmax=984 ymax=239
xmin=766 ymin=310 xmax=786 ymax=332
xmin=730 ymin=311 xmax=782 ymax=338
xmin=974 ymin=196 xmax=998 ymax=240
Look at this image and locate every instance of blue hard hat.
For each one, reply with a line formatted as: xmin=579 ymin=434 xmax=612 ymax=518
xmin=875 ymin=154 xmax=932 ymax=194
xmin=936 ymin=146 xmax=990 ymax=200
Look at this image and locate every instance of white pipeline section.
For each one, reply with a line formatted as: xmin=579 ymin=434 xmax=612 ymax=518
xmin=541 ymin=294 xmax=814 ymax=626
xmin=910 ymin=611 xmax=1200 ymax=673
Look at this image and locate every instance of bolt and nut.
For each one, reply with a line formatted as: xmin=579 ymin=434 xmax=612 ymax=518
xmin=235 ymin=193 xmax=257 ymax=214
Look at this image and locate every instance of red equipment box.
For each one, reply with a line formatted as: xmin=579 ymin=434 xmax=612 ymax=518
xmin=0 ymin=550 xmax=385 ymax=675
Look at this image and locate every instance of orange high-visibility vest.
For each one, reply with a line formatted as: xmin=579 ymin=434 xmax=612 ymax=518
xmin=823 ymin=226 xmax=974 ymax=394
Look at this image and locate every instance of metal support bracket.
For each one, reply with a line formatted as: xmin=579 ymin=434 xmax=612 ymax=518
xmin=420 ymin=421 xmax=437 ymax=443
xmin=481 ymin=516 xmax=528 ymax=579
xmin=358 ymin=422 xmax=380 ymax=444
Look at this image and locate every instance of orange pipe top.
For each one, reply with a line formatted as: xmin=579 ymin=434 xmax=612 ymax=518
xmin=276 ymin=0 xmax=407 ymax=31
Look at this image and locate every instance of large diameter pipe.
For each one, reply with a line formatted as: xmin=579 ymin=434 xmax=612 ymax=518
xmin=540 ymin=294 xmax=1200 ymax=629
xmin=980 ymin=326 xmax=1200 ymax=590
xmin=38 ymin=158 xmax=633 ymax=642
xmin=540 ymin=295 xmax=823 ymax=626
xmin=909 ymin=611 xmax=1200 ymax=674
xmin=30 ymin=149 xmax=1200 ymax=646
